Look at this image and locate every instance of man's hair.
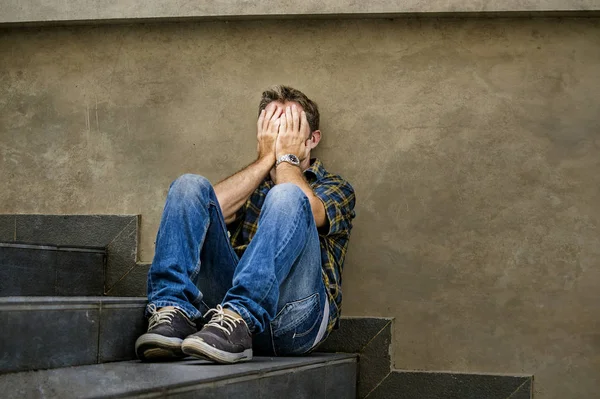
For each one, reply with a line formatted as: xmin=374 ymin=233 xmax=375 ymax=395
xmin=258 ymin=85 xmax=320 ymax=133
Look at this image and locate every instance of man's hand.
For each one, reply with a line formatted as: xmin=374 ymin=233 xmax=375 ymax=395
xmin=276 ymin=105 xmax=311 ymax=161
xmin=257 ymin=103 xmax=283 ymax=164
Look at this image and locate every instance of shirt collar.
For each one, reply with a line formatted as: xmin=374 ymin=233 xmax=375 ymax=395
xmin=304 ymin=158 xmax=326 ymax=182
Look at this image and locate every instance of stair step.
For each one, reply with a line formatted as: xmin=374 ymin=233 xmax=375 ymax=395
xmin=0 ymin=215 xmax=144 ymax=297
xmin=0 ymin=296 xmax=147 ymax=373
xmin=0 ymin=354 xmax=357 ymax=399
xmin=0 ymin=243 xmax=106 ymax=296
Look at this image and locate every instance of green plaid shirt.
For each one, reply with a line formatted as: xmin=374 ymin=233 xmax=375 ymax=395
xmin=228 ymin=158 xmax=356 ymax=334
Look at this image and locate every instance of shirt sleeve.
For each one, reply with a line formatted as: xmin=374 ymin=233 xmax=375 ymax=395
xmin=312 ymin=175 xmax=356 ymax=236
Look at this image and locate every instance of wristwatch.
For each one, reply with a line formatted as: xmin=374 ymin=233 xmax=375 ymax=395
xmin=276 ymin=154 xmax=301 ymax=167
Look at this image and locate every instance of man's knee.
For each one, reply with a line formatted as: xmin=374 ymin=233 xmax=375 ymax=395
xmin=169 ymin=174 xmax=213 ymax=200
xmin=264 ymin=183 xmax=308 ymax=212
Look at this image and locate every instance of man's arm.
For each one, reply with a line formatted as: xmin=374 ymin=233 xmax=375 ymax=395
xmin=214 ymin=156 xmax=273 ymax=224
xmin=214 ymin=103 xmax=283 ymax=224
xmin=274 ymin=163 xmax=327 ymax=228
xmin=273 ymin=105 xmax=327 ymax=228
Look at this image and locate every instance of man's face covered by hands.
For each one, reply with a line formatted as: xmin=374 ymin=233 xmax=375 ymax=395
xmin=256 ymin=100 xmax=319 ymax=165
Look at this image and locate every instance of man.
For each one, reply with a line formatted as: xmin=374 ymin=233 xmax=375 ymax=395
xmin=135 ymin=85 xmax=356 ymax=364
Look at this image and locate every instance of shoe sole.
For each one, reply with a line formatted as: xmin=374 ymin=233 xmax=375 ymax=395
xmin=135 ymin=333 xmax=185 ymax=361
xmin=181 ymin=336 xmax=252 ymax=364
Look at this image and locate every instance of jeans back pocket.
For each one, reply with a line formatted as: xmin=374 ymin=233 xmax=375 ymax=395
xmin=270 ymin=293 xmax=322 ymax=356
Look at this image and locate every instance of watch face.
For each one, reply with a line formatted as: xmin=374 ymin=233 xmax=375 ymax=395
xmin=289 ymin=154 xmax=300 ymax=164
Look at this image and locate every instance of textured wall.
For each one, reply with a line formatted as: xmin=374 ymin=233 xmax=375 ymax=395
xmin=1 ymin=18 xmax=599 ymax=398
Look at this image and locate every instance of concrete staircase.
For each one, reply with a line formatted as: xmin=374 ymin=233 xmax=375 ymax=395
xmin=0 ymin=220 xmax=358 ymax=398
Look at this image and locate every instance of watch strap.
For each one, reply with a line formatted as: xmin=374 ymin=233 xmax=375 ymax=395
xmin=276 ymin=154 xmax=300 ymax=167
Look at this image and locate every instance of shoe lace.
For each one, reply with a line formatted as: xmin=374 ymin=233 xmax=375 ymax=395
xmin=147 ymin=304 xmax=178 ymax=329
xmin=203 ymin=305 xmax=242 ymax=336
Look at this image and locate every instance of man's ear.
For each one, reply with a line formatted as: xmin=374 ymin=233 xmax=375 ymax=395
xmin=308 ymin=130 xmax=322 ymax=150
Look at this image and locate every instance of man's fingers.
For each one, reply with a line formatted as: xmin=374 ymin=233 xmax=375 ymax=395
xmin=300 ymin=111 xmax=309 ymax=135
xmin=285 ymin=106 xmax=293 ymax=134
xmin=257 ymin=109 xmax=266 ymax=132
xmin=271 ymin=117 xmax=281 ymax=134
xmin=273 ymin=107 xmax=283 ymax=122
xmin=279 ymin=114 xmax=287 ymax=134
xmin=291 ymin=105 xmax=299 ymax=133
xmin=263 ymin=104 xmax=277 ymax=131
xmin=268 ymin=108 xmax=283 ymax=132
xmin=266 ymin=107 xmax=283 ymax=131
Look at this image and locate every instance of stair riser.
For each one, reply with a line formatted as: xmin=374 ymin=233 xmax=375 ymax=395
xmin=129 ymin=361 xmax=357 ymax=399
xmin=0 ymin=215 xmax=144 ymax=296
xmin=0 ymin=297 xmax=147 ymax=373
xmin=0 ymin=244 xmax=106 ymax=297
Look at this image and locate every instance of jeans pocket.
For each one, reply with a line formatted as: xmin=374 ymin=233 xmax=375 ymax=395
xmin=270 ymin=293 xmax=322 ymax=356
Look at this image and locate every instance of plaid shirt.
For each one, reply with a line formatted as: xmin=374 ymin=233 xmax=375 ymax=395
xmin=228 ymin=158 xmax=356 ymax=334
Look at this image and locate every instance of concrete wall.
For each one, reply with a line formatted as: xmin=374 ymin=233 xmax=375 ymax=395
xmin=1 ymin=18 xmax=599 ymax=398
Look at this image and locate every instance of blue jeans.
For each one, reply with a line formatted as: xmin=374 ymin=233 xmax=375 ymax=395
xmin=147 ymin=174 xmax=329 ymax=355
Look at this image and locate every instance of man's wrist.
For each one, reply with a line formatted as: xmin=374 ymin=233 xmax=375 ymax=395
xmin=276 ymin=161 xmax=301 ymax=171
xmin=257 ymin=152 xmax=276 ymax=165
xmin=276 ymin=153 xmax=301 ymax=168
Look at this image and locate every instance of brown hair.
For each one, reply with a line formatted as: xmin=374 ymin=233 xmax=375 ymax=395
xmin=258 ymin=85 xmax=320 ymax=133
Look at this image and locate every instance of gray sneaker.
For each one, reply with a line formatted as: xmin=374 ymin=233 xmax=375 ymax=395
xmin=181 ymin=305 xmax=252 ymax=364
xmin=135 ymin=305 xmax=197 ymax=361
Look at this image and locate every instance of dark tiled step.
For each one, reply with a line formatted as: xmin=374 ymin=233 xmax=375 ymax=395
xmin=0 ymin=242 xmax=106 ymax=296
xmin=319 ymin=317 xmax=393 ymax=398
xmin=0 ymin=296 xmax=147 ymax=373
xmin=0 ymin=354 xmax=357 ymax=399
xmin=366 ymin=370 xmax=532 ymax=399
xmin=0 ymin=215 xmax=144 ymax=296
xmin=318 ymin=317 xmax=533 ymax=399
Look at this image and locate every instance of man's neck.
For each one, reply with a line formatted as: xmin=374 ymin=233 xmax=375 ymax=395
xmin=299 ymin=155 xmax=312 ymax=172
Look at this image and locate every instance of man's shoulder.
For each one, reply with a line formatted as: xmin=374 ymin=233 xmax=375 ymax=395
xmin=309 ymin=159 xmax=354 ymax=192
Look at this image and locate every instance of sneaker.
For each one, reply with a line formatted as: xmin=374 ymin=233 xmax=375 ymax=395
xmin=181 ymin=304 xmax=252 ymax=364
xmin=135 ymin=304 xmax=197 ymax=361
